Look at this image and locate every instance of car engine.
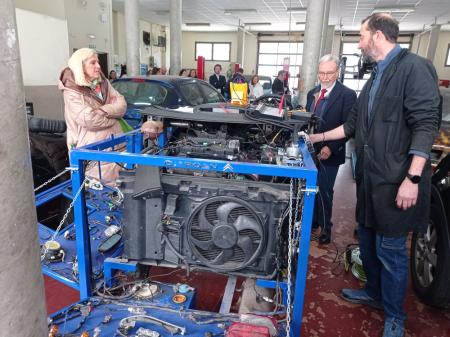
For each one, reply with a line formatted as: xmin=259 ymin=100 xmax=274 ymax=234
xmin=119 ymin=104 xmax=312 ymax=277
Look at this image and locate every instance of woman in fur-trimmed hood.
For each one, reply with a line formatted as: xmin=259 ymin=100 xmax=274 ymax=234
xmin=58 ymin=48 xmax=126 ymax=185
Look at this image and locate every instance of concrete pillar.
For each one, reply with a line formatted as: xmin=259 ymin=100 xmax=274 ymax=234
xmin=323 ymin=26 xmax=335 ymax=56
xmin=0 ymin=1 xmax=48 ymax=336
xmin=237 ymin=28 xmax=245 ymax=67
xmin=300 ymin=0 xmax=327 ymax=106
xmin=426 ymin=25 xmax=441 ymax=62
xmin=124 ymin=0 xmax=140 ymax=76
xmin=319 ymin=0 xmax=331 ymax=57
xmin=169 ymin=0 xmax=182 ymax=75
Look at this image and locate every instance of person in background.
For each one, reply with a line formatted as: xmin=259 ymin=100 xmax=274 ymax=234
xmin=209 ymin=64 xmax=226 ymax=95
xmin=308 ymin=14 xmax=440 ymax=337
xmin=119 ymin=64 xmax=127 ymax=78
xmin=151 ymin=67 xmax=161 ymax=75
xmin=179 ymin=68 xmax=188 ymax=76
xmin=58 ymin=48 xmax=127 ymax=185
xmin=249 ymin=75 xmax=264 ymax=99
xmin=272 ymin=70 xmax=288 ymax=95
xmin=160 ymin=66 xmax=167 ymax=75
xmin=188 ymin=69 xmax=197 ymax=78
xmin=109 ymin=70 xmax=117 ymax=81
xmin=224 ymin=67 xmax=248 ymax=98
xmin=306 ymin=54 xmax=357 ymax=245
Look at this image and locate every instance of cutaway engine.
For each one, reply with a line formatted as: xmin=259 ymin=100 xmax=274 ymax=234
xmin=120 ymin=105 xmax=310 ymax=277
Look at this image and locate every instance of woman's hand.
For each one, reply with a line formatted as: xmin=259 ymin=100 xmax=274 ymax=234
xmin=141 ymin=120 xmax=163 ymax=139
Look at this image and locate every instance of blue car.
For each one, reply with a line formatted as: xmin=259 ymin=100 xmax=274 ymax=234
xmin=112 ymin=76 xmax=226 ymax=128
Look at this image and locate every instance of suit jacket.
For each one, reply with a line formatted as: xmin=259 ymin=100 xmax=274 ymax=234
xmin=209 ymin=74 xmax=226 ymax=95
xmin=306 ymin=81 xmax=356 ymax=166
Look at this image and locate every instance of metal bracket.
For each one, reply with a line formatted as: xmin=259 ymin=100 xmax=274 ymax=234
xmin=301 ymin=186 xmax=318 ymax=194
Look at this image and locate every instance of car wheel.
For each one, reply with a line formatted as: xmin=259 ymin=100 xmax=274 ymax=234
xmin=410 ymin=202 xmax=450 ymax=309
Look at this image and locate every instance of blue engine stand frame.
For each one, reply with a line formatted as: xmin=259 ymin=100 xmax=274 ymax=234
xmin=68 ymin=130 xmax=317 ymax=337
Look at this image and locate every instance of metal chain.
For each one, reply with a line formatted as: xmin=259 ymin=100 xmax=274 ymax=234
xmin=51 ymin=176 xmax=89 ymax=241
xmin=41 ymin=175 xmax=89 ymax=261
xmin=34 ymin=168 xmax=71 ymax=192
xmin=285 ymin=178 xmax=294 ymax=337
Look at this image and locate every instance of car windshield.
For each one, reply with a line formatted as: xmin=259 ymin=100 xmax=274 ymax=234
xmin=112 ymin=80 xmax=168 ymax=106
xmin=178 ymin=82 xmax=206 ymax=106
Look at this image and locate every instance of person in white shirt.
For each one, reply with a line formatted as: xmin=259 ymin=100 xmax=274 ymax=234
xmin=250 ymin=75 xmax=264 ymax=99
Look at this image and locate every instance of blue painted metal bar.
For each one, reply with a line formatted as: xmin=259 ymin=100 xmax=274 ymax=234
xmin=104 ymin=258 xmax=138 ymax=287
xmin=42 ymin=268 xmax=80 ymax=290
xmin=70 ymin=159 xmax=92 ymax=300
xmin=69 ymin=129 xmax=317 ymax=337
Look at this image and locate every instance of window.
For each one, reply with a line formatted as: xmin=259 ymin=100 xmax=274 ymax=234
xmin=340 ymin=41 xmax=411 ymax=94
xmin=195 ymin=42 xmax=231 ymax=61
xmin=198 ymin=82 xmax=224 ymax=103
xmin=446 ymin=44 xmax=450 ymax=67
xmin=257 ymin=42 xmax=304 ymax=90
xmin=179 ymin=82 xmax=205 ymax=105
xmin=112 ymin=81 xmax=168 ymax=106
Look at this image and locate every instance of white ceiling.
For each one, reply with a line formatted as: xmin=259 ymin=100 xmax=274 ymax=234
xmin=112 ymin=0 xmax=450 ymax=32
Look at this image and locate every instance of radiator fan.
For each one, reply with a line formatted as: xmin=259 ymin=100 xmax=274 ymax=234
xmin=187 ymin=196 xmax=265 ymax=271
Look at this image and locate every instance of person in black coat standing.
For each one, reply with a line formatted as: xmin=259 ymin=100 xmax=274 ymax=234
xmin=209 ymin=64 xmax=226 ymax=95
xmin=309 ymin=14 xmax=440 ymax=337
xmin=306 ymin=54 xmax=356 ymax=245
xmin=272 ymin=70 xmax=289 ymax=95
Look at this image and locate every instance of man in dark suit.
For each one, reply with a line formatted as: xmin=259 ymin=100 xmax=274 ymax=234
xmin=209 ymin=64 xmax=226 ymax=95
xmin=306 ymin=54 xmax=357 ymax=244
xmin=272 ymin=70 xmax=289 ymax=95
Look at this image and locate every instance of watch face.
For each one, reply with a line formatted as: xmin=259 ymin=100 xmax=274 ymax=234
xmin=408 ymin=174 xmax=421 ymax=184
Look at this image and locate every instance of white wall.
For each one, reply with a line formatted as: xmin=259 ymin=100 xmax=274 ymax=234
xmin=63 ymin=0 xmax=114 ymax=67
xmin=434 ymin=32 xmax=450 ymax=79
xmin=16 ymin=8 xmax=69 ymax=86
xmin=182 ymin=31 xmax=238 ymax=76
xmin=113 ymin=10 xmax=167 ymax=72
xmin=14 ymin=0 xmax=65 ymax=20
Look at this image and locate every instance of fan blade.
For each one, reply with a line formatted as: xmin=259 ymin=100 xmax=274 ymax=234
xmin=190 ymin=237 xmax=215 ymax=251
xmin=217 ymin=202 xmax=241 ymax=224
xmin=234 ymin=215 xmax=262 ymax=236
xmin=210 ymin=248 xmax=234 ymax=265
xmin=237 ymin=236 xmax=254 ymax=262
xmin=198 ymin=207 xmax=214 ymax=230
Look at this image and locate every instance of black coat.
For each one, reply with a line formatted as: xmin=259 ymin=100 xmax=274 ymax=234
xmin=209 ymin=74 xmax=226 ymax=95
xmin=306 ymin=81 xmax=356 ymax=166
xmin=272 ymin=78 xmax=287 ymax=95
xmin=344 ymin=49 xmax=440 ymax=236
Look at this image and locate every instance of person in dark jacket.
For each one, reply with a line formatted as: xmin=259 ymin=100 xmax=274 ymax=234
xmin=224 ymin=68 xmax=248 ymax=99
xmin=306 ymin=54 xmax=356 ymax=245
xmin=209 ymin=64 xmax=226 ymax=95
xmin=310 ymin=13 xmax=440 ymax=337
xmin=272 ymin=70 xmax=288 ymax=95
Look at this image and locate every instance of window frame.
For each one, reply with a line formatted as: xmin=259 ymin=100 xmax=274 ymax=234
xmin=195 ymin=42 xmax=231 ymax=62
xmin=445 ymin=44 xmax=450 ymax=67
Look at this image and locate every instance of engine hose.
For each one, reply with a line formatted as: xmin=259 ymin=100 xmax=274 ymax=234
xmin=162 ymin=235 xmax=190 ymax=277
xmin=28 ymin=116 xmax=67 ymax=133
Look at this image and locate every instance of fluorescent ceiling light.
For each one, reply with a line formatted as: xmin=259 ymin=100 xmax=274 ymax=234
xmin=224 ymin=8 xmax=257 ymax=15
xmin=287 ymin=7 xmax=307 ymax=13
xmin=244 ymin=22 xmax=271 ymax=26
xmin=372 ymin=6 xmax=415 ymax=14
xmin=185 ymin=22 xmax=211 ymax=26
xmin=154 ymin=10 xmax=170 ymax=15
xmin=296 ymin=21 xmax=306 ymax=25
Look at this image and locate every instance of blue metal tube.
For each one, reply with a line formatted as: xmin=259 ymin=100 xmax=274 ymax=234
xmin=69 ymin=129 xmax=317 ymax=337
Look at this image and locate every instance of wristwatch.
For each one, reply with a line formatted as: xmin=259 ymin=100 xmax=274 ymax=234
xmin=406 ymin=173 xmax=421 ymax=184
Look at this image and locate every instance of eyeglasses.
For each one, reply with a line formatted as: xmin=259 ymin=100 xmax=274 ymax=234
xmin=318 ymin=71 xmax=337 ymax=78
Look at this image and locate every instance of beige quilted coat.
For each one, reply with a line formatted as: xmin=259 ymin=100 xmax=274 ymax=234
xmin=58 ymin=68 xmax=126 ymax=185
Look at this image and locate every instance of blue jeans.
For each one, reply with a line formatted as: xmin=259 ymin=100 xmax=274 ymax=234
xmin=315 ymin=164 xmax=339 ymax=229
xmin=358 ymin=224 xmax=408 ymax=322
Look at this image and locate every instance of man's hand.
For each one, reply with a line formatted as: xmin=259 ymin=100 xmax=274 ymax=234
xmin=141 ymin=120 xmax=163 ymax=140
xmin=317 ymin=146 xmax=332 ymax=160
xmin=395 ymin=178 xmax=419 ymax=210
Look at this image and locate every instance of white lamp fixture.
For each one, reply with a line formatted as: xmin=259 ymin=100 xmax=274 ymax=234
xmin=244 ymin=22 xmax=271 ymax=26
xmin=287 ymin=7 xmax=307 ymax=13
xmin=224 ymin=8 xmax=257 ymax=15
xmin=185 ymin=22 xmax=211 ymax=26
xmin=372 ymin=6 xmax=415 ymax=14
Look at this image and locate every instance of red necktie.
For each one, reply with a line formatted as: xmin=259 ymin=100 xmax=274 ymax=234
xmin=314 ymin=88 xmax=327 ymax=112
